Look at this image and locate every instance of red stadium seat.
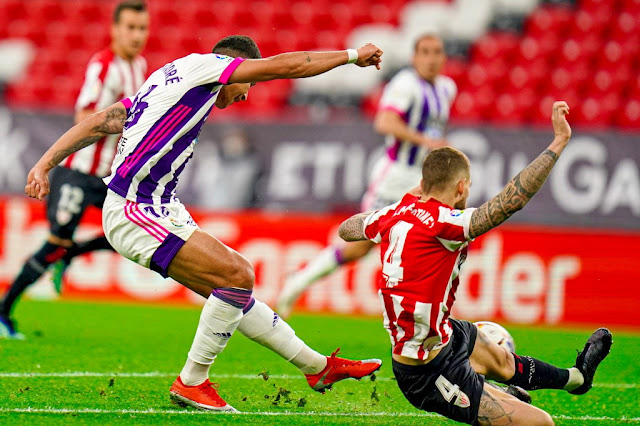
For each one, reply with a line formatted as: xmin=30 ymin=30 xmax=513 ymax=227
xmin=560 ymin=39 xmax=592 ymax=66
xmin=526 ymin=7 xmax=557 ymax=36
xmin=2 ymin=0 xmax=28 ymax=21
xmin=442 ymin=58 xmax=467 ymax=88
xmin=548 ymin=68 xmax=575 ymax=93
xmin=591 ymin=70 xmax=623 ymax=95
xmin=571 ymin=10 xmax=606 ymax=38
xmin=518 ymin=34 xmax=557 ymax=61
xmin=514 ymin=57 xmax=550 ymax=87
xmin=572 ymin=96 xmax=613 ymax=128
xmin=618 ymin=99 xmax=640 ymax=128
xmin=610 ymin=12 xmax=637 ymax=41
xmin=489 ymin=93 xmax=526 ymax=125
xmin=464 ymin=63 xmax=490 ymax=90
xmin=513 ymin=87 xmax=538 ymax=121
xmin=450 ymin=90 xmax=483 ymax=123
xmin=506 ymin=66 xmax=537 ymax=91
xmin=472 ymin=32 xmax=520 ymax=63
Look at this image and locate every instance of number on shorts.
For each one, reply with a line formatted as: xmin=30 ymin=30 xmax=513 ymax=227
xmin=382 ymin=221 xmax=413 ymax=288
xmin=435 ymin=375 xmax=461 ymax=403
xmin=58 ymin=184 xmax=84 ymax=214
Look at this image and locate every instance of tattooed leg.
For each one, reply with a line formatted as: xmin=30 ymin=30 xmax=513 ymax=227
xmin=477 ymin=386 xmax=516 ymax=426
xmin=476 ymin=383 xmax=553 ymax=426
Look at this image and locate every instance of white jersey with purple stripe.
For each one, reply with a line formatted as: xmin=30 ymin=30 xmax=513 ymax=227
xmin=378 ymin=68 xmax=457 ymax=167
xmin=103 ymin=53 xmax=244 ymax=204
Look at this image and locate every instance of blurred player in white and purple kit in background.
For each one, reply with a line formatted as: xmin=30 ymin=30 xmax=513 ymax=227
xmin=25 ymin=35 xmax=385 ymax=412
xmin=278 ymin=34 xmax=457 ymax=318
xmin=0 ymin=0 xmax=149 ymax=339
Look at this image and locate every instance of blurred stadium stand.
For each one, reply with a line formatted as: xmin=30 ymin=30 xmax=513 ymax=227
xmin=0 ymin=0 xmax=639 ymax=128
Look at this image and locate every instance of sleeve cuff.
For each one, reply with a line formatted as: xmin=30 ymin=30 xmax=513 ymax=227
xmin=219 ymin=57 xmax=245 ymax=85
xmin=379 ymin=105 xmax=408 ymax=119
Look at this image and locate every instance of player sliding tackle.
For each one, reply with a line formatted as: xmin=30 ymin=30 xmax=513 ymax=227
xmin=338 ymin=102 xmax=612 ymax=425
xmin=25 ymin=36 xmax=384 ymax=412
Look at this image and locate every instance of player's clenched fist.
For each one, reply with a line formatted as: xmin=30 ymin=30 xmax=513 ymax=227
xmin=25 ymin=164 xmax=50 ymax=200
xmin=356 ymin=43 xmax=383 ymax=70
xmin=551 ymin=101 xmax=571 ymax=142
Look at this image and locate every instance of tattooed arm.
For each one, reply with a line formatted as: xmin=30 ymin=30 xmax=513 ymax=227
xmin=338 ymin=212 xmax=372 ymax=242
xmin=25 ymin=102 xmax=127 ymax=200
xmin=469 ymin=101 xmax=572 ymax=239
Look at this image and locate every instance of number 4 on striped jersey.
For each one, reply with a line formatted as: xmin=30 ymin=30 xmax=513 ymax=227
xmin=382 ymin=221 xmax=413 ymax=288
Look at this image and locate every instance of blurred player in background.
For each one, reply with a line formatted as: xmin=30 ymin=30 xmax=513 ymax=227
xmin=338 ymin=102 xmax=612 ymax=425
xmin=278 ymin=34 xmax=456 ymax=318
xmin=0 ymin=0 xmax=149 ymax=339
xmin=25 ymin=36 xmax=385 ymax=412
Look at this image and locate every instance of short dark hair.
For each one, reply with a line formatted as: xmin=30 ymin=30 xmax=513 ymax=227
xmin=113 ymin=0 xmax=147 ymax=23
xmin=414 ymin=33 xmax=443 ymax=52
xmin=421 ymin=147 xmax=470 ymax=193
xmin=213 ymin=35 xmax=261 ymax=59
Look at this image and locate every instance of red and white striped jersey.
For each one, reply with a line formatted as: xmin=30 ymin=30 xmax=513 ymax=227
xmin=363 ymin=193 xmax=476 ymax=360
xmin=63 ymin=48 xmax=147 ymax=178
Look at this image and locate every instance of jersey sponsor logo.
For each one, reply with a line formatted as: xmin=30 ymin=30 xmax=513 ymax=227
xmin=117 ymin=136 xmax=127 ymax=155
xmin=449 ymin=210 xmax=463 ymax=217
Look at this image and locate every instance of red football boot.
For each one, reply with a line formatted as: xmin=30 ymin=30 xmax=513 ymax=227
xmin=305 ymin=348 xmax=382 ymax=392
xmin=170 ymin=376 xmax=237 ymax=412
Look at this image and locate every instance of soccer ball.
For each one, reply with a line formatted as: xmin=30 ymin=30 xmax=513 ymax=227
xmin=474 ymin=321 xmax=516 ymax=352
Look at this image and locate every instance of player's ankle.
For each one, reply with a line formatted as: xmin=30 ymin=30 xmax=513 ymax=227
xmin=563 ymin=367 xmax=584 ymax=391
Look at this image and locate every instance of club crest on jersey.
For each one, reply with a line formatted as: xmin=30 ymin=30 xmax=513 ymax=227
xmin=124 ymin=85 xmax=157 ymax=130
xmin=169 ymin=217 xmax=184 ymax=228
xmin=454 ymin=391 xmax=471 ymax=408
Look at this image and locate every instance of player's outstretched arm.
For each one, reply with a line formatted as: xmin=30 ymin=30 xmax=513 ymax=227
xmin=227 ymin=44 xmax=383 ymax=84
xmin=374 ymin=110 xmax=447 ymax=150
xmin=338 ymin=212 xmax=371 ymax=242
xmin=25 ymin=102 xmax=127 ymax=200
xmin=468 ymin=101 xmax=572 ymax=239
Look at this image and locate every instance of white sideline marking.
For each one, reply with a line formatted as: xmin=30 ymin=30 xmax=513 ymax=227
xmin=0 ymin=372 xmax=637 ymax=389
xmin=0 ymin=407 xmax=638 ymax=422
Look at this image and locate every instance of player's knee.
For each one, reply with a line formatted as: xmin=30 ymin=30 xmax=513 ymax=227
xmin=498 ymin=348 xmax=516 ymax=381
xmin=226 ymin=257 xmax=255 ymax=290
xmin=542 ymin=411 xmax=555 ymax=425
xmin=534 ymin=410 xmax=554 ymax=426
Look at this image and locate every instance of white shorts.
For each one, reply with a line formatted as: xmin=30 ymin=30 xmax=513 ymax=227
xmin=102 ymin=190 xmax=198 ymax=278
xmin=361 ymin=155 xmax=422 ymax=211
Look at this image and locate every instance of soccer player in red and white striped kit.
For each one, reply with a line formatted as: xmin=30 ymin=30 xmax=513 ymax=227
xmin=0 ymin=0 xmax=148 ymax=339
xmin=338 ymin=102 xmax=612 ymax=425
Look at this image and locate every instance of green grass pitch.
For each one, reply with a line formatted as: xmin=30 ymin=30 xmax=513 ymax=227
xmin=1 ymin=299 xmax=639 ymax=425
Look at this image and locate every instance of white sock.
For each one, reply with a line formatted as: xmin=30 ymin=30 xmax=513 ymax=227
xmin=563 ymin=367 xmax=585 ymax=391
xmin=180 ymin=293 xmax=244 ymax=386
xmin=282 ymin=246 xmax=340 ymax=299
xmin=237 ymin=299 xmax=327 ymax=375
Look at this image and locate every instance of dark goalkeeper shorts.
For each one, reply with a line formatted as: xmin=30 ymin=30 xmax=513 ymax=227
xmin=392 ymin=319 xmax=485 ymax=425
xmin=47 ymin=166 xmax=109 ymax=239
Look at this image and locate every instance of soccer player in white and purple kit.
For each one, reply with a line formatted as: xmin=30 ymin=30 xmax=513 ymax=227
xmin=278 ymin=34 xmax=457 ymax=318
xmin=25 ymin=36 xmax=385 ymax=411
